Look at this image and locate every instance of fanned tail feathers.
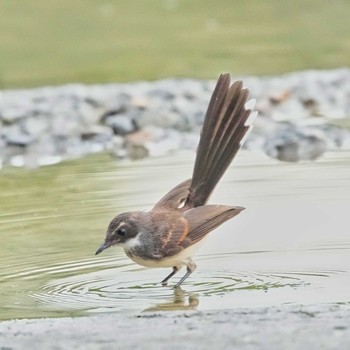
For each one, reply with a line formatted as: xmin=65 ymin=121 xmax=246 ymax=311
xmin=186 ymin=74 xmax=256 ymax=207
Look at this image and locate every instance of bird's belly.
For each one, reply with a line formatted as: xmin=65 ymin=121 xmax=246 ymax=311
xmin=125 ymin=239 xmax=206 ymax=268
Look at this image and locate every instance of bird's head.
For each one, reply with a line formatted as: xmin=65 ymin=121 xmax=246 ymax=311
xmin=95 ymin=212 xmax=140 ymax=255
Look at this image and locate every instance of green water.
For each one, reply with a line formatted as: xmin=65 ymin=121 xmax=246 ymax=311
xmin=0 ymin=151 xmax=349 ymax=320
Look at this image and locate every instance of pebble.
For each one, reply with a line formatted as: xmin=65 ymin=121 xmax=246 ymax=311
xmin=0 ymin=69 xmax=350 ymax=168
xmin=104 ymin=115 xmax=137 ymax=135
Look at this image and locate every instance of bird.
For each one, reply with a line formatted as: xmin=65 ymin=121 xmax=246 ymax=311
xmin=95 ymin=73 xmax=257 ymax=288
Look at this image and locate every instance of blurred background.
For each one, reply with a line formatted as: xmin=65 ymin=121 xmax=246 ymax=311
xmin=1 ymin=0 xmax=350 ymax=88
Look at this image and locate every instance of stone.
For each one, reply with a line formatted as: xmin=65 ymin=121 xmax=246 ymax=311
xmin=80 ymin=125 xmax=113 ymax=142
xmin=265 ymin=126 xmax=328 ymax=162
xmin=130 ymin=95 xmax=151 ymax=109
xmin=104 ymin=115 xmax=137 ymax=135
xmin=22 ymin=116 xmax=49 ymax=137
xmin=5 ymin=131 xmax=35 ymax=147
xmin=100 ymin=93 xmax=131 ymax=122
xmin=0 ymin=104 xmax=31 ymax=124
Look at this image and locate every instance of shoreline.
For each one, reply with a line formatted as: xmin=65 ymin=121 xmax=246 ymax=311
xmin=1 ymin=303 xmax=349 ymax=349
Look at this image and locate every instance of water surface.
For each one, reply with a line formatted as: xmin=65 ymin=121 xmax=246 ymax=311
xmin=0 ymin=150 xmax=349 ymax=320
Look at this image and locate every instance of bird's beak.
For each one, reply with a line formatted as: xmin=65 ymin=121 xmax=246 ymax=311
xmin=95 ymin=241 xmax=110 ymax=255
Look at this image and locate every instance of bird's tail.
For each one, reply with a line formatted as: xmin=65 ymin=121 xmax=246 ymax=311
xmin=186 ymin=74 xmax=256 ymax=208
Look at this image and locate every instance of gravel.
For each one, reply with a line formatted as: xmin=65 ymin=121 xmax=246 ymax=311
xmin=1 ymin=69 xmax=350 ymax=168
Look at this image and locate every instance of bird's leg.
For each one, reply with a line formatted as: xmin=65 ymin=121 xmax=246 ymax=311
xmin=174 ymin=260 xmax=197 ymax=289
xmin=161 ymin=266 xmax=180 ymax=286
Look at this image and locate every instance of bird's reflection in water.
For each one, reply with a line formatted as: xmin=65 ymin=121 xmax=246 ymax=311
xmin=143 ymin=288 xmax=199 ymax=312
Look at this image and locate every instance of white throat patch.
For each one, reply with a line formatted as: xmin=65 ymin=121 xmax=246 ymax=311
xmin=118 ymin=234 xmax=142 ymax=251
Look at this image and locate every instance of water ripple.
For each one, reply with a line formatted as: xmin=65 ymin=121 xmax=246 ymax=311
xmin=29 ymin=262 xmax=314 ymax=314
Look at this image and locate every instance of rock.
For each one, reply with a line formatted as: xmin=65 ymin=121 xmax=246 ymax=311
xmin=130 ymin=95 xmax=151 ymax=109
xmin=50 ymin=113 xmax=81 ymax=137
xmin=80 ymin=125 xmax=113 ymax=142
xmin=22 ymin=116 xmax=49 ymax=137
xmin=100 ymin=93 xmax=131 ymax=122
xmin=125 ymin=143 xmax=149 ymax=160
xmin=139 ymin=110 xmax=187 ymax=130
xmin=104 ymin=115 xmax=138 ymax=135
xmin=76 ymin=102 xmax=100 ymax=125
xmin=123 ymin=129 xmax=153 ymax=160
xmin=146 ymin=129 xmax=182 ymax=157
xmin=148 ymin=88 xmax=175 ymax=100
xmin=269 ymin=98 xmax=308 ymax=122
xmin=268 ymin=89 xmax=292 ymax=105
xmin=125 ymin=129 xmax=154 ymax=146
xmin=110 ymin=135 xmax=126 ymax=158
xmin=0 ymin=104 xmax=31 ymax=124
xmin=9 ymin=155 xmax=25 ymax=167
xmin=265 ymin=126 xmax=328 ymax=162
xmin=315 ymin=124 xmax=350 ymax=148
xmin=123 ymin=127 xmax=183 ymax=159
xmin=5 ymin=131 xmax=35 ymax=147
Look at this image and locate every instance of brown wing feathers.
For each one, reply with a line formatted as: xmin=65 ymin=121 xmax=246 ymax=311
xmin=162 ymin=205 xmax=244 ymax=251
xmin=153 ymin=179 xmax=191 ymax=210
xmin=183 ymin=205 xmax=244 ymax=244
xmin=161 ymin=205 xmax=244 ymax=254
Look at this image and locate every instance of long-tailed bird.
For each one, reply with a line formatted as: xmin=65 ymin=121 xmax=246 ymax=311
xmin=95 ymin=74 xmax=256 ymax=288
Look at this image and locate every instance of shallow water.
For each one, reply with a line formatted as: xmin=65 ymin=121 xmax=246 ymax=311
xmin=0 ymin=150 xmax=349 ymax=320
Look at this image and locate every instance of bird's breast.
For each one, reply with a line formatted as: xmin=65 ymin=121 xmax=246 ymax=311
xmin=124 ymin=238 xmax=206 ymax=268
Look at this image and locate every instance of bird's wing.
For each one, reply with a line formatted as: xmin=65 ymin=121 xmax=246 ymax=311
xmin=152 ymin=179 xmax=192 ymax=210
xmin=182 ymin=205 xmax=244 ymax=243
xmin=159 ymin=205 xmax=244 ymax=256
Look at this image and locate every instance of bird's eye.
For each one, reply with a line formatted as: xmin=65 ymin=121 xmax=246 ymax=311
xmin=117 ymin=228 xmax=127 ymax=236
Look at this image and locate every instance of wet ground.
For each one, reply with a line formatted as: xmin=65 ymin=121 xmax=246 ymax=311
xmin=1 ymin=304 xmax=349 ymax=350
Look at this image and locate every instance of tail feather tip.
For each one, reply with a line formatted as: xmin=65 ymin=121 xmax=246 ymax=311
xmin=245 ymin=110 xmax=258 ymax=127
